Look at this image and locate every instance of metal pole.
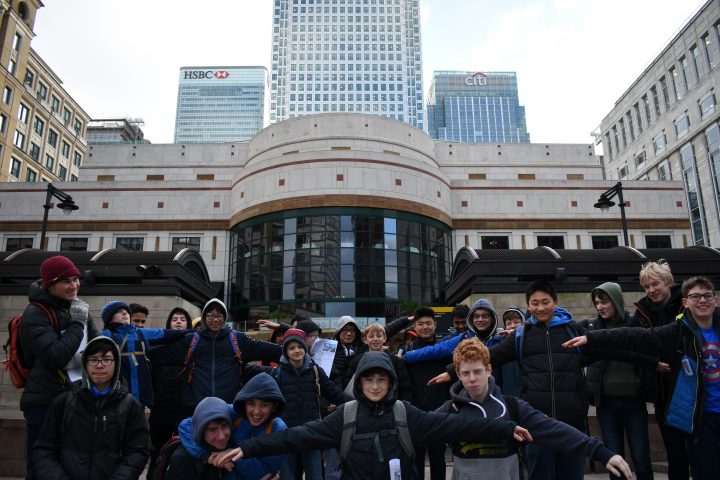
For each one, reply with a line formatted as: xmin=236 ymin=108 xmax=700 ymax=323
xmin=39 ymin=184 xmax=53 ymax=250
xmin=616 ymin=182 xmax=629 ymax=246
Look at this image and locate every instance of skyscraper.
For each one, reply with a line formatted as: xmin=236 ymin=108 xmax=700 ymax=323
xmin=269 ymin=0 xmax=425 ymax=129
xmin=427 ymin=71 xmax=530 ymax=143
xmin=174 ymin=66 xmax=267 ymax=143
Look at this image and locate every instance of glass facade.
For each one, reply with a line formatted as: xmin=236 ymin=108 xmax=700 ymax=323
xmin=174 ymin=67 xmax=267 ymax=143
xmin=228 ymin=208 xmax=452 ymax=324
xmin=680 ymin=142 xmax=707 ymax=245
xmin=427 ymin=71 xmax=530 ymax=143
xmin=270 ymin=0 xmax=424 ymax=129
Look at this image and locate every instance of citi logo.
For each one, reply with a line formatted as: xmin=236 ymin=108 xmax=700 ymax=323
xmin=465 ymin=72 xmax=487 ymax=86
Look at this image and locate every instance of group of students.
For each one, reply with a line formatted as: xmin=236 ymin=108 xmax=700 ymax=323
xmin=12 ymin=254 xmax=720 ymax=479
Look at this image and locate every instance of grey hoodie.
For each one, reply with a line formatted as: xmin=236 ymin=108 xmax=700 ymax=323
xmin=591 ymin=282 xmax=625 ymax=324
xmin=467 ymin=298 xmax=499 ymax=344
xmin=191 ymin=396 xmax=233 ymax=449
xmin=200 ymin=298 xmax=229 ymax=330
xmin=81 ymin=336 xmax=122 ymax=393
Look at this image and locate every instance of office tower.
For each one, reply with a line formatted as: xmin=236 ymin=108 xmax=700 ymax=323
xmin=269 ymin=0 xmax=425 ymax=129
xmin=427 ymin=71 xmax=530 ymax=143
xmin=174 ymin=66 xmax=267 ymax=143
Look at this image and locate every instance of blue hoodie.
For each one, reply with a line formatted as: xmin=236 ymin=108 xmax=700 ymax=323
xmin=179 ymin=373 xmax=288 ymax=480
xmin=403 ymin=299 xmax=501 ymax=364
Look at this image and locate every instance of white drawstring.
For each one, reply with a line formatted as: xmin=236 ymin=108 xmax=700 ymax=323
xmin=468 ymin=393 xmax=507 ymax=419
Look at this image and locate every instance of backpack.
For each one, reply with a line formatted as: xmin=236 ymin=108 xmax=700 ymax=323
xmin=514 ymin=322 xmax=582 ymax=364
xmin=178 ymin=331 xmax=243 ymax=384
xmin=339 ymin=399 xmax=414 ymax=464
xmin=3 ymin=302 xmax=58 ymax=388
xmin=150 ymin=436 xmax=202 ymax=480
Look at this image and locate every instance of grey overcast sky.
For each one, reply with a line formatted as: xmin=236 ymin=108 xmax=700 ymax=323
xmin=32 ymin=0 xmax=706 ymax=146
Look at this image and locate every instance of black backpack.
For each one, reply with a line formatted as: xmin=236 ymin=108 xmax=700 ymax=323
xmin=151 ymin=436 xmax=202 ymax=480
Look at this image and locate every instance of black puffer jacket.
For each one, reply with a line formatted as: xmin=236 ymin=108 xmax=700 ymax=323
xmin=489 ymin=308 xmax=589 ymax=431
xmin=19 ymin=281 xmax=99 ymax=410
xmin=271 ymin=354 xmax=351 ymax=427
xmin=405 ymin=337 xmax=451 ymax=411
xmin=238 ymin=352 xmax=517 ymax=480
xmin=33 ymin=336 xmax=149 ymax=480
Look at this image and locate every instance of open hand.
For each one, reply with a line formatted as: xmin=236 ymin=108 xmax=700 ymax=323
xmin=427 ymin=372 xmax=451 ymax=386
xmin=656 ymin=362 xmax=671 ymax=373
xmin=259 ymin=473 xmax=279 ymax=480
xmin=562 ymin=335 xmax=587 ymax=349
xmin=214 ymin=447 xmax=244 ymax=466
xmin=257 ymin=319 xmax=280 ymax=330
xmin=513 ymin=426 xmax=533 ymax=442
xmin=606 ymin=454 xmax=634 ymax=479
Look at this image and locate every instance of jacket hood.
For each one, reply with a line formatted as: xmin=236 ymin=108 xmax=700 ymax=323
xmin=353 ymin=351 xmax=397 ymax=404
xmin=449 ymin=376 xmax=503 ymax=415
xmin=201 ymin=298 xmax=229 ymax=329
xmin=467 ymin=298 xmax=499 ymax=343
xmin=528 ymin=306 xmax=573 ymax=326
xmin=591 ymin=282 xmax=625 ymax=321
xmin=81 ymin=336 xmax=122 ymax=392
xmin=334 ymin=315 xmax=361 ymax=342
xmin=28 ymin=279 xmax=71 ymax=309
xmin=502 ymin=308 xmax=527 ymax=326
xmin=233 ymin=372 xmax=286 ymax=417
xmin=192 ymin=396 xmax=233 ymax=449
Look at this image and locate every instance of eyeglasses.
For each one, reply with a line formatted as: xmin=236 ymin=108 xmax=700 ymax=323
xmin=340 ymin=328 xmax=355 ymax=334
xmin=206 ymin=314 xmax=225 ymax=321
xmin=86 ymin=357 xmax=114 ymax=367
xmin=686 ymin=292 xmax=715 ymax=302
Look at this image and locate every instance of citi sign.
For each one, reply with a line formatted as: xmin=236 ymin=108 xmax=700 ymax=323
xmin=465 ymin=72 xmax=487 ymax=86
xmin=183 ymin=70 xmax=231 ymax=80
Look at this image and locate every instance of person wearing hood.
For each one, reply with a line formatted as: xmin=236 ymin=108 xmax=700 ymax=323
xmin=177 ymin=373 xmax=289 ymax=480
xmin=488 ymin=280 xmax=591 ymax=480
xmin=401 ymin=299 xmax=502 ymax=365
xmin=101 ymin=300 xmax=188 ymax=407
xmin=18 ymin=255 xmax=100 ymax=480
xmin=148 ymin=307 xmax=194 ymax=477
xmin=211 ymin=351 xmax=532 ymax=480
xmin=272 ymin=329 xmax=351 ymax=480
xmin=491 ymin=308 xmax=526 ymax=398
xmin=576 ymin=283 xmax=658 ymax=480
xmin=153 ymin=298 xmax=283 ymax=419
xmin=437 ymin=338 xmax=633 ymax=480
xmin=33 ymin=336 xmax=150 ymax=480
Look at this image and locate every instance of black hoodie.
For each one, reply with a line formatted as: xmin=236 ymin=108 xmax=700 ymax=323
xmin=238 ymin=351 xmax=517 ymax=479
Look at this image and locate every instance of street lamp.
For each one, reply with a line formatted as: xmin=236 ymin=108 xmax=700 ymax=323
xmin=593 ymin=182 xmax=629 ymax=246
xmin=40 ymin=183 xmax=79 ymax=250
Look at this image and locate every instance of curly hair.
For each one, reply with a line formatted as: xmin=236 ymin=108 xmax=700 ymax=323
xmin=453 ymin=337 xmax=490 ymax=371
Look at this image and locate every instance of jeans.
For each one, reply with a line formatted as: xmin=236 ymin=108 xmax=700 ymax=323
xmin=597 ymin=398 xmax=653 ymax=480
xmin=280 ymin=450 xmax=323 ymax=480
xmin=686 ymin=411 xmax=720 ymax=480
xmin=525 ymin=443 xmax=585 ymax=480
xmin=24 ymin=405 xmax=50 ymax=480
xmin=655 ymin=399 xmax=691 ymax=480
xmin=414 ymin=442 xmax=446 ymax=480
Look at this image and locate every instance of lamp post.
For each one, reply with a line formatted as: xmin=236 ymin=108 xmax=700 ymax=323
xmin=593 ymin=182 xmax=629 ymax=246
xmin=40 ymin=183 xmax=79 ymax=250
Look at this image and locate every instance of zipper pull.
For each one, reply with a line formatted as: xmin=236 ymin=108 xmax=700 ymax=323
xmin=103 ymin=415 xmax=107 ymax=432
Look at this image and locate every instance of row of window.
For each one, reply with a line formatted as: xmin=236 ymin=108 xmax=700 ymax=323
xmin=290 ymin=5 xmax=402 ymax=14
xmin=7 ymin=156 xmax=75 ymax=182
xmin=605 ymin=19 xmax=720 ymax=162
xmin=478 ymin=234 xmax=672 ymax=250
xmin=3 ymin=236 xmax=201 ymax=253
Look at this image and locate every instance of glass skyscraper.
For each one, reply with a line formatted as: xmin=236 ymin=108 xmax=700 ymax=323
xmin=270 ymin=0 xmax=425 ymax=129
xmin=427 ymin=71 xmax=530 ymax=143
xmin=174 ymin=66 xmax=267 ymax=143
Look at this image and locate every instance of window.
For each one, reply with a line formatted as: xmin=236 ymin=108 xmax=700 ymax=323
xmin=172 ymin=237 xmax=201 ymax=252
xmin=48 ymin=129 xmax=58 ymax=147
xmin=70 ymin=174 xmax=78 ymax=182
xmin=8 ymin=59 xmax=17 ymax=76
xmin=618 ymin=165 xmax=628 ymax=180
xmin=13 ymin=130 xmax=25 ymax=149
xmin=57 ymin=164 xmax=67 ymax=181
xmin=675 ymin=114 xmax=690 ymax=137
xmin=645 ymin=235 xmax=672 ymax=248
xmin=681 ymin=55 xmax=694 ymax=89
xmin=634 ymin=150 xmax=646 ymax=168
xmin=33 ymin=116 xmax=45 ymax=135
xmin=592 ymin=236 xmax=619 ymax=249
xmin=481 ymin=236 xmax=509 ymax=249
xmin=60 ymin=238 xmax=88 ymax=251
xmin=18 ymin=103 xmax=29 ymax=124
xmin=63 ymin=108 xmax=72 ymax=124
xmin=654 ymin=133 xmax=666 ymax=153
xmin=116 ymin=237 xmax=144 ymax=251
xmin=0 ymin=113 xmax=7 ymax=133
xmin=3 ymin=86 xmax=13 ymax=104
xmin=700 ymin=93 xmax=716 ymax=117
xmin=25 ymin=168 xmax=37 ymax=182
xmin=650 ymin=86 xmax=661 ymax=117
xmin=658 ymin=159 xmax=673 ymax=181
xmin=73 ymin=152 xmax=82 ymax=167
xmin=29 ymin=142 xmax=40 ymax=161
xmin=634 ymin=103 xmax=643 ymax=134
xmin=61 ymin=141 xmax=70 ymax=158
xmin=73 ymin=119 xmax=82 ymax=134
xmin=9 ymin=157 xmax=21 ymax=178
xmin=681 ymin=143 xmax=707 ymax=245
xmin=670 ymin=67 xmax=682 ymax=100
xmin=702 ymin=32 xmax=719 ymax=70
xmin=5 ymin=238 xmax=33 ymax=252
xmin=659 ymin=76 xmax=670 ymax=109
xmin=12 ymin=33 xmax=22 ymax=52
xmin=37 ymin=82 xmax=47 ymax=100
xmin=537 ymin=236 xmax=565 ymax=249
xmin=24 ymin=69 xmax=34 ymax=87
xmin=51 ymin=96 xmax=60 ymax=113
xmin=45 ymin=154 xmax=54 ymax=171
xmin=642 ymin=94 xmax=652 ymax=126
xmin=691 ymin=44 xmax=705 ymax=80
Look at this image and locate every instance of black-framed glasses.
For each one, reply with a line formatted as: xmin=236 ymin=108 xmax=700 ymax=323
xmin=206 ymin=314 xmax=225 ymax=321
xmin=86 ymin=357 xmax=114 ymax=367
xmin=686 ymin=292 xmax=715 ymax=302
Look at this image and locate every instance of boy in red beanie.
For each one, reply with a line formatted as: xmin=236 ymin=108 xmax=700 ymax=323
xmin=20 ymin=255 xmax=100 ymax=480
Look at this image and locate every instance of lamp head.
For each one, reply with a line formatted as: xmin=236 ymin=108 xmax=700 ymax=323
xmin=57 ymin=200 xmax=79 ymax=215
xmin=594 ymin=196 xmax=615 ymax=212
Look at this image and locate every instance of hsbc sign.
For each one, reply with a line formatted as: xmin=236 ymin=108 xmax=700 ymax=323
xmin=465 ymin=72 xmax=487 ymax=86
xmin=183 ymin=70 xmax=231 ymax=80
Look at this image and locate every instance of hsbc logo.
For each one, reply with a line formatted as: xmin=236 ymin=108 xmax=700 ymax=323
xmin=183 ymin=70 xmax=231 ymax=80
xmin=465 ymin=72 xmax=487 ymax=86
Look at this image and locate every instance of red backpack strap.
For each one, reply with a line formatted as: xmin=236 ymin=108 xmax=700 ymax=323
xmin=264 ymin=417 xmax=275 ymax=435
xmin=30 ymin=302 xmax=58 ymax=329
xmin=178 ymin=333 xmax=200 ymax=382
xmin=229 ymin=331 xmax=243 ymax=386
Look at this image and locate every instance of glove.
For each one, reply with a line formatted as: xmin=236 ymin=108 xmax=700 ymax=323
xmin=69 ymin=299 xmax=90 ymax=325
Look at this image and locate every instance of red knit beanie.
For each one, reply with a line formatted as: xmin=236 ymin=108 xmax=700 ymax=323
xmin=41 ymin=256 xmax=81 ymax=288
